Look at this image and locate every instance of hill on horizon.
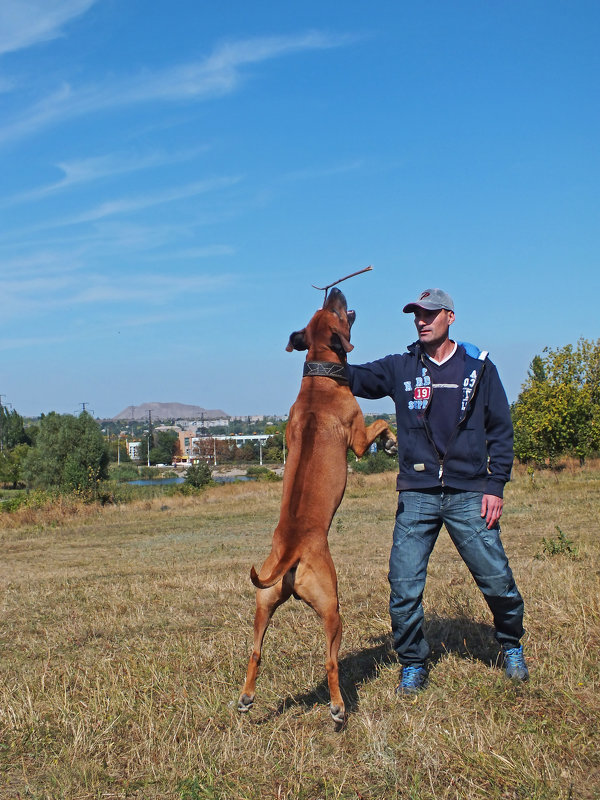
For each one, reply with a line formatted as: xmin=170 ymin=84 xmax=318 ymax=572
xmin=112 ymin=402 xmax=228 ymax=422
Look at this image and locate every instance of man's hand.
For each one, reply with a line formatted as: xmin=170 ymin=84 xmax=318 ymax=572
xmin=481 ymin=494 xmax=503 ymax=529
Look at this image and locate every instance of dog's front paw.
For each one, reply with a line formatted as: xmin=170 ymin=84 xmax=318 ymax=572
xmin=384 ymin=437 xmax=397 ymax=456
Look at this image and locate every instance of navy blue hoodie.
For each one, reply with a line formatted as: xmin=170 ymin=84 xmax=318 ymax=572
xmin=348 ymin=342 xmax=514 ymax=497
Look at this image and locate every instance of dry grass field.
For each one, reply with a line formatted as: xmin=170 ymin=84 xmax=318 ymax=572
xmin=1 ymin=464 xmax=599 ymax=799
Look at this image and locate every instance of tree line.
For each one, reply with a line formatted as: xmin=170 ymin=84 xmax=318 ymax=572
xmin=0 ymin=411 xmax=289 ymax=494
xmin=1 ymin=338 xmax=598 ymax=496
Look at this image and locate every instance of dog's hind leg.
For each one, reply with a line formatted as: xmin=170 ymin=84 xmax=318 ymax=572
xmin=238 ymin=575 xmax=293 ymax=713
xmin=294 ymin=555 xmax=345 ymax=725
xmin=323 ymin=602 xmax=344 ymax=725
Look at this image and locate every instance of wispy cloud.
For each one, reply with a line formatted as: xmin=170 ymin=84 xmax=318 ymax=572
xmin=0 ymin=334 xmax=70 ymax=352
xmin=66 ymin=175 xmax=243 ymax=225
xmin=3 ymin=146 xmax=210 ymax=205
xmin=0 ymin=239 xmax=235 ymax=279
xmin=0 ymin=31 xmax=356 ymax=146
xmin=0 ymin=247 xmax=76 ymax=269
xmin=0 ymin=218 xmax=238 ymax=275
xmin=0 ymin=220 xmax=192 ymax=256
xmin=0 ymin=0 xmax=98 ymax=56
xmin=0 ymin=175 xmax=242 ymax=241
xmin=0 ymin=269 xmax=236 ymax=321
xmin=68 ymin=273 xmax=235 ymax=305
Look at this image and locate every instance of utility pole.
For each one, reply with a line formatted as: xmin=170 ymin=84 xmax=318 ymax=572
xmin=0 ymin=394 xmax=5 ymax=452
xmin=147 ymin=410 xmax=152 ymax=467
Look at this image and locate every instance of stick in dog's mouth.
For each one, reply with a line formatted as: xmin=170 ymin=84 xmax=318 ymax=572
xmin=312 ymin=265 xmax=373 ymax=303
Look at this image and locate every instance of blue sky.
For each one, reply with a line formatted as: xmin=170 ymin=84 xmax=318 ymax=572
xmin=1 ymin=0 xmax=598 ymax=419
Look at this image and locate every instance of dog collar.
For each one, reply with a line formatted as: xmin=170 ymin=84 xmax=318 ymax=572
xmin=303 ymin=361 xmax=349 ymax=385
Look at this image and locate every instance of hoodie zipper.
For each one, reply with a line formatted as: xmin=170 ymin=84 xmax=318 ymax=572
xmin=418 ymin=353 xmax=444 ymax=479
xmin=439 ymin=359 xmax=486 ymax=483
xmin=419 ymin=350 xmax=486 ymax=485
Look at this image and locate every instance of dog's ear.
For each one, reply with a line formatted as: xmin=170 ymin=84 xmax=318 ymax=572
xmin=329 ymin=312 xmax=353 ymax=353
xmin=332 ymin=329 xmax=354 ymax=353
xmin=286 ymin=328 xmax=308 ymax=352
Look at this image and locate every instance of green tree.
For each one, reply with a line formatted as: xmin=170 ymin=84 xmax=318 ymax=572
xmin=512 ymin=338 xmax=600 ymax=465
xmin=149 ymin=430 xmax=179 ymax=465
xmin=263 ymin=432 xmax=284 ymax=463
xmin=528 ymin=354 xmax=547 ymax=383
xmin=23 ymin=411 xmax=109 ymax=494
xmin=0 ymin=406 xmax=30 ymax=450
xmin=0 ymin=443 xmax=30 ymax=488
xmin=237 ymin=442 xmax=258 ymax=462
xmin=184 ymin=462 xmax=212 ymax=488
xmin=107 ymin=436 xmax=131 ymax=463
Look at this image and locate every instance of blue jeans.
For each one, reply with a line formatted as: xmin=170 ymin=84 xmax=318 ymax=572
xmin=389 ymin=488 xmax=525 ymax=665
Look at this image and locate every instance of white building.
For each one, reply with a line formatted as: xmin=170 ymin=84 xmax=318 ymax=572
xmin=128 ymin=441 xmax=141 ymax=460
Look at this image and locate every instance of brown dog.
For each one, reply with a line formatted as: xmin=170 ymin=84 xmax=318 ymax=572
xmin=238 ymin=288 xmax=396 ymax=724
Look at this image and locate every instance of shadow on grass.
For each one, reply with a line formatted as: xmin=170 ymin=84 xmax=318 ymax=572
xmin=248 ymin=636 xmax=394 ymax=724
xmin=425 ymin=613 xmax=502 ymax=669
xmin=250 ymin=616 xmax=502 ymax=724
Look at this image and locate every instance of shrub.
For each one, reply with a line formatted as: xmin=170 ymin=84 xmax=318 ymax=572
xmin=351 ymin=450 xmax=397 ymax=474
xmin=246 ymin=465 xmax=282 ymax=481
xmin=0 ymin=495 xmax=27 ymax=513
xmin=184 ymin=463 xmax=212 ymax=489
xmin=110 ymin=464 xmax=140 ymax=482
xmin=0 ymin=488 xmax=60 ymax=514
xmin=536 ymin=526 xmax=580 ymax=560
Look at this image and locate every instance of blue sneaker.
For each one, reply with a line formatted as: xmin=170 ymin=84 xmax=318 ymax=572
xmin=503 ymin=645 xmax=529 ymax=681
xmin=396 ymin=664 xmax=428 ymax=695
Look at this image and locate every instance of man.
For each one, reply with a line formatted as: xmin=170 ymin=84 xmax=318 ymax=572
xmin=348 ymin=288 xmax=528 ymax=694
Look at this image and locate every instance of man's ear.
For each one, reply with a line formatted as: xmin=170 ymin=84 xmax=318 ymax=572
xmin=286 ymin=328 xmax=308 ymax=352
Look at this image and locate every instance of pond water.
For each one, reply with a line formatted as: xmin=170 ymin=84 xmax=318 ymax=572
xmin=127 ymin=477 xmax=184 ymax=486
xmin=127 ymin=475 xmax=254 ymax=486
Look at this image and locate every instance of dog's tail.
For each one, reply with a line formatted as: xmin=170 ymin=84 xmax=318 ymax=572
xmin=250 ymin=553 xmax=299 ymax=589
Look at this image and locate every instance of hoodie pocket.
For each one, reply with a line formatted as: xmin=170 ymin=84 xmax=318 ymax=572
xmin=446 ymin=428 xmax=487 ymax=477
xmin=401 ymin=428 xmax=438 ymax=475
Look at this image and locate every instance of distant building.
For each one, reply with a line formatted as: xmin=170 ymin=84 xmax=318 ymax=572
xmin=229 ymin=414 xmax=288 ymax=423
xmin=128 ymin=441 xmax=141 ymax=460
xmin=203 ymin=418 xmax=229 ymax=428
xmin=173 ymin=430 xmax=270 ymax=466
xmin=175 ymin=417 xmax=229 ymax=430
xmin=177 ymin=430 xmax=196 ymax=459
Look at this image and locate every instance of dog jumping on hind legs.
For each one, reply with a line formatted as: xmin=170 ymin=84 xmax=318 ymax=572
xmin=238 ymin=287 xmax=396 ymax=725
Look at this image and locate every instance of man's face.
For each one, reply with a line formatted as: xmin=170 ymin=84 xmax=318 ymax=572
xmin=413 ymin=307 xmax=455 ymax=348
